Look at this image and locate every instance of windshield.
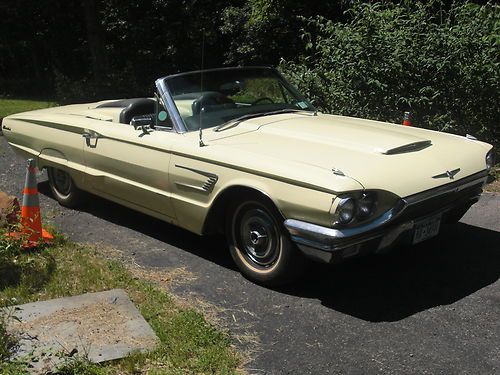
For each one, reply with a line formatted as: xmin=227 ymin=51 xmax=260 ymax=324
xmin=161 ymin=67 xmax=315 ymax=131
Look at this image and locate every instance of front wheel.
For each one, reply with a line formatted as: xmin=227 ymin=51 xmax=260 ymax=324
xmin=47 ymin=167 xmax=82 ymax=208
xmin=227 ymin=199 xmax=304 ymax=286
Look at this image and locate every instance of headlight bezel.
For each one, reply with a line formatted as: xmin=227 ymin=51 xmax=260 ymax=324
xmin=357 ymin=192 xmax=377 ymax=220
xmin=336 ymin=196 xmax=357 ymax=224
xmin=331 ymin=190 xmax=399 ymax=228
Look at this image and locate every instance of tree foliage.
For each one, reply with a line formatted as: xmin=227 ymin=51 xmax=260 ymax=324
xmin=0 ymin=1 xmax=497 ymax=145
xmin=281 ymin=1 xmax=499 ymax=146
xmin=220 ymin=0 xmax=346 ymax=65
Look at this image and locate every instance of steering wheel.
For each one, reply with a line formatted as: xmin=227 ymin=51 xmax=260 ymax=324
xmin=251 ymin=97 xmax=275 ymax=106
xmin=192 ymin=92 xmax=234 ymax=115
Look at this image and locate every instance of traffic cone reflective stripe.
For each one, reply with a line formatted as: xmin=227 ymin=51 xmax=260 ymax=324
xmin=24 ymin=160 xmax=39 ymax=195
xmin=7 ymin=158 xmax=53 ymax=248
xmin=20 ymin=159 xmax=43 ymax=243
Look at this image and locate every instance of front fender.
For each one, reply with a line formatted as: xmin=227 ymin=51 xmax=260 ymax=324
xmin=169 ymin=153 xmax=353 ymax=234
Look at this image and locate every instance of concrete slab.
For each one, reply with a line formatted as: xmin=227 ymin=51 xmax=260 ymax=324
xmin=7 ymin=289 xmax=158 ymax=371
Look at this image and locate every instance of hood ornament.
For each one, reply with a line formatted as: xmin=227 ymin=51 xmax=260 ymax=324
xmin=432 ymin=168 xmax=460 ymax=180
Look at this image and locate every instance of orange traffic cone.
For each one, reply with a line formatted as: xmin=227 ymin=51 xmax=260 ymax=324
xmin=402 ymin=111 xmax=412 ymax=126
xmin=10 ymin=159 xmax=54 ymax=248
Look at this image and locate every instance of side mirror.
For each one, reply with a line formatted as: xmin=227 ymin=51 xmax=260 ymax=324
xmin=130 ymin=114 xmax=153 ymax=129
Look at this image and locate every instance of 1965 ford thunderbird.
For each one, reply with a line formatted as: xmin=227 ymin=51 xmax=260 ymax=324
xmin=2 ymin=67 xmax=495 ymax=285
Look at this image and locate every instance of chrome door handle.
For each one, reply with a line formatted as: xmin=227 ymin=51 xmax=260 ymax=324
xmin=82 ymin=131 xmax=100 ymax=148
xmin=82 ymin=131 xmax=102 ymax=139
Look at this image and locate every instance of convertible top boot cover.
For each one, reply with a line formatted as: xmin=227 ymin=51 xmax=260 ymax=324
xmin=97 ymin=98 xmax=155 ymax=124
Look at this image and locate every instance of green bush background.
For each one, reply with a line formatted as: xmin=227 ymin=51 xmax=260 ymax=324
xmin=280 ymin=1 xmax=499 ymax=147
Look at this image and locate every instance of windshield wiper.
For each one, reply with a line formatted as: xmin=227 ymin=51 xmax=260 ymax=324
xmin=213 ymin=108 xmax=308 ymax=132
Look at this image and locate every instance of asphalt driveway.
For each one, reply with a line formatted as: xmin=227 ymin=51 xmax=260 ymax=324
xmin=1 ymin=136 xmax=499 ymax=374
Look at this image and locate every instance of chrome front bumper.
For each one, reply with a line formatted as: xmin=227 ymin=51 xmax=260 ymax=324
xmin=285 ymin=218 xmax=414 ymax=263
xmin=285 ymin=170 xmax=488 ymax=263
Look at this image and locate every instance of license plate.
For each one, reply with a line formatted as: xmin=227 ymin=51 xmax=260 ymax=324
xmin=413 ymin=214 xmax=441 ymax=244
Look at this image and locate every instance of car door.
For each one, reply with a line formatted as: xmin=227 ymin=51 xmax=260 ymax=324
xmin=82 ymin=117 xmax=176 ymax=221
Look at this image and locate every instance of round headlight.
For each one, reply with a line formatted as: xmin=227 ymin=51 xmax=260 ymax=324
xmin=337 ymin=197 xmax=356 ymax=224
xmin=486 ymin=150 xmax=496 ymax=170
xmin=357 ymin=193 xmax=376 ymax=219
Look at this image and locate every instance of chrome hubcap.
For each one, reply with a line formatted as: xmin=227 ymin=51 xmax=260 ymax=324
xmin=238 ymin=207 xmax=279 ymax=267
xmin=249 ymin=230 xmax=267 ymax=246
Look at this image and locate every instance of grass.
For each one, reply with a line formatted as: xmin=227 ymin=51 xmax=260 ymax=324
xmin=0 ymin=235 xmax=241 ymax=374
xmin=0 ymin=98 xmax=57 ymax=118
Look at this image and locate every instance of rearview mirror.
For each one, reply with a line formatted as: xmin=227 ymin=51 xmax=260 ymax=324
xmin=130 ymin=114 xmax=153 ymax=129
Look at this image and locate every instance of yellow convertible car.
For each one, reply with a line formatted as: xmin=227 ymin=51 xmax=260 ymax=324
xmin=2 ymin=67 xmax=495 ymax=285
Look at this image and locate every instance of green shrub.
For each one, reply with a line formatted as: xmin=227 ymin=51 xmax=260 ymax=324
xmin=280 ymin=1 xmax=499 ymax=148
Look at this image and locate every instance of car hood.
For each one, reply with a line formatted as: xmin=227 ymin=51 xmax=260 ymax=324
xmin=205 ymin=113 xmax=490 ymax=197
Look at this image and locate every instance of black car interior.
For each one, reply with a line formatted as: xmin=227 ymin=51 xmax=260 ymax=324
xmin=97 ymin=98 xmax=156 ymax=124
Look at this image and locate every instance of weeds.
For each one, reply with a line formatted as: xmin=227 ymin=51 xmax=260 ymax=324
xmin=0 ymin=234 xmax=241 ymax=374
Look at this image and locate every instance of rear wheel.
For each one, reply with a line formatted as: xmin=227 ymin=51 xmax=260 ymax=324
xmin=47 ymin=167 xmax=82 ymax=208
xmin=227 ymin=198 xmax=304 ymax=286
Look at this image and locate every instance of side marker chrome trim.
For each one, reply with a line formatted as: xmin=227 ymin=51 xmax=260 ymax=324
xmin=175 ymin=165 xmax=219 ymax=193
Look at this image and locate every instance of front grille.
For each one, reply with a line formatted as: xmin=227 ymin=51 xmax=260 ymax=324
xmin=394 ymin=170 xmax=488 ymax=223
xmin=398 ymin=183 xmax=483 ymax=221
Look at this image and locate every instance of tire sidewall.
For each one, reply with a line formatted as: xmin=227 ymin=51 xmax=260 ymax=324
xmin=227 ymin=199 xmax=302 ymax=286
xmin=47 ymin=167 xmax=80 ymax=207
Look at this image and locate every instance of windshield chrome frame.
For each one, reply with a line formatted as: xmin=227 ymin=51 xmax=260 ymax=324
xmin=155 ymin=77 xmax=188 ymax=133
xmin=155 ymin=66 xmax=316 ymax=134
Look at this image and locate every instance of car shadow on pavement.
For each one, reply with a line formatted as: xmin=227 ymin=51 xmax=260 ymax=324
xmin=38 ymin=182 xmax=238 ymax=271
xmin=39 ymin=182 xmax=500 ymax=322
xmin=280 ymin=223 xmax=500 ymax=322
